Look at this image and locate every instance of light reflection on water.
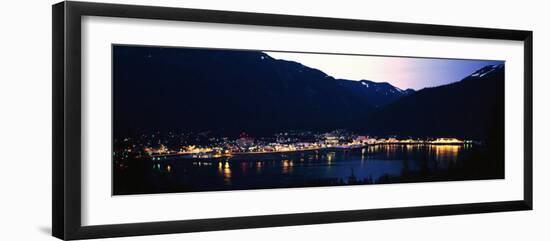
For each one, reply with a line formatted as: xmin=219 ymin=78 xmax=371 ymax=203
xmin=433 ymin=145 xmax=460 ymax=163
xmin=150 ymin=144 xmax=471 ymax=190
xmin=218 ymin=161 xmax=231 ymax=185
xmin=113 ymin=142 xmax=505 ymax=195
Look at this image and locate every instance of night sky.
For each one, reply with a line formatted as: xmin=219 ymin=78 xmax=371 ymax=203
xmin=266 ymin=51 xmax=504 ymax=90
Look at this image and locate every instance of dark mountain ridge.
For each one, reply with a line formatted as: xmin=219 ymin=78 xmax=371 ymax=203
xmin=365 ymin=64 xmax=504 ymax=140
xmin=114 ymin=45 xmax=503 ymax=141
xmin=113 ymin=46 xmax=414 ymax=136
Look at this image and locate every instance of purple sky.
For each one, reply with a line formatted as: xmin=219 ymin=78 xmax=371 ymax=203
xmin=266 ymin=51 xmax=504 ymax=90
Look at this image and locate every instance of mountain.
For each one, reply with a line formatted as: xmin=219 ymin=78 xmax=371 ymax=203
xmin=338 ymin=79 xmax=415 ymax=108
xmin=113 ymin=46 xmax=410 ymax=137
xmin=114 ymin=45 xmax=503 ymax=140
xmin=365 ymin=64 xmax=504 ymax=140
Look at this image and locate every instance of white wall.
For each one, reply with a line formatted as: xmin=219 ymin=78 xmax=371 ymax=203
xmin=0 ymin=0 xmax=547 ymax=240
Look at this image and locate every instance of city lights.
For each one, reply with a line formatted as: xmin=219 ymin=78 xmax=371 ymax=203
xmin=114 ymin=130 xmax=472 ymax=161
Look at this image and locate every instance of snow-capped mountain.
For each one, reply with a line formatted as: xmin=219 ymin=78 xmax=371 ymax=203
xmin=338 ymin=79 xmax=415 ymax=108
xmin=470 ymin=63 xmax=504 ymax=78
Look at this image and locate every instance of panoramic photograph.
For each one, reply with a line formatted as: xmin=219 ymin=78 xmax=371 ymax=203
xmin=112 ymin=45 xmax=505 ymax=195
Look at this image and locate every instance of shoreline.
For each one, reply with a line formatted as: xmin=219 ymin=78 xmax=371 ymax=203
xmin=150 ymin=142 xmax=469 ymax=160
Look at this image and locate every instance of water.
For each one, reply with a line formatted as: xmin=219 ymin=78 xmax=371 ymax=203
xmin=113 ymin=144 xmax=503 ymax=195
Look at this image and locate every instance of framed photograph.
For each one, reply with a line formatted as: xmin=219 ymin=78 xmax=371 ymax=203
xmin=53 ymin=1 xmax=533 ymax=239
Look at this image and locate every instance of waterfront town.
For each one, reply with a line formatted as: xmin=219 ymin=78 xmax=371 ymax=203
xmin=113 ymin=130 xmax=473 ymax=161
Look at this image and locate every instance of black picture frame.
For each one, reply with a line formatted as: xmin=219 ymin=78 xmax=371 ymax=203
xmin=52 ymin=1 xmax=533 ymax=240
